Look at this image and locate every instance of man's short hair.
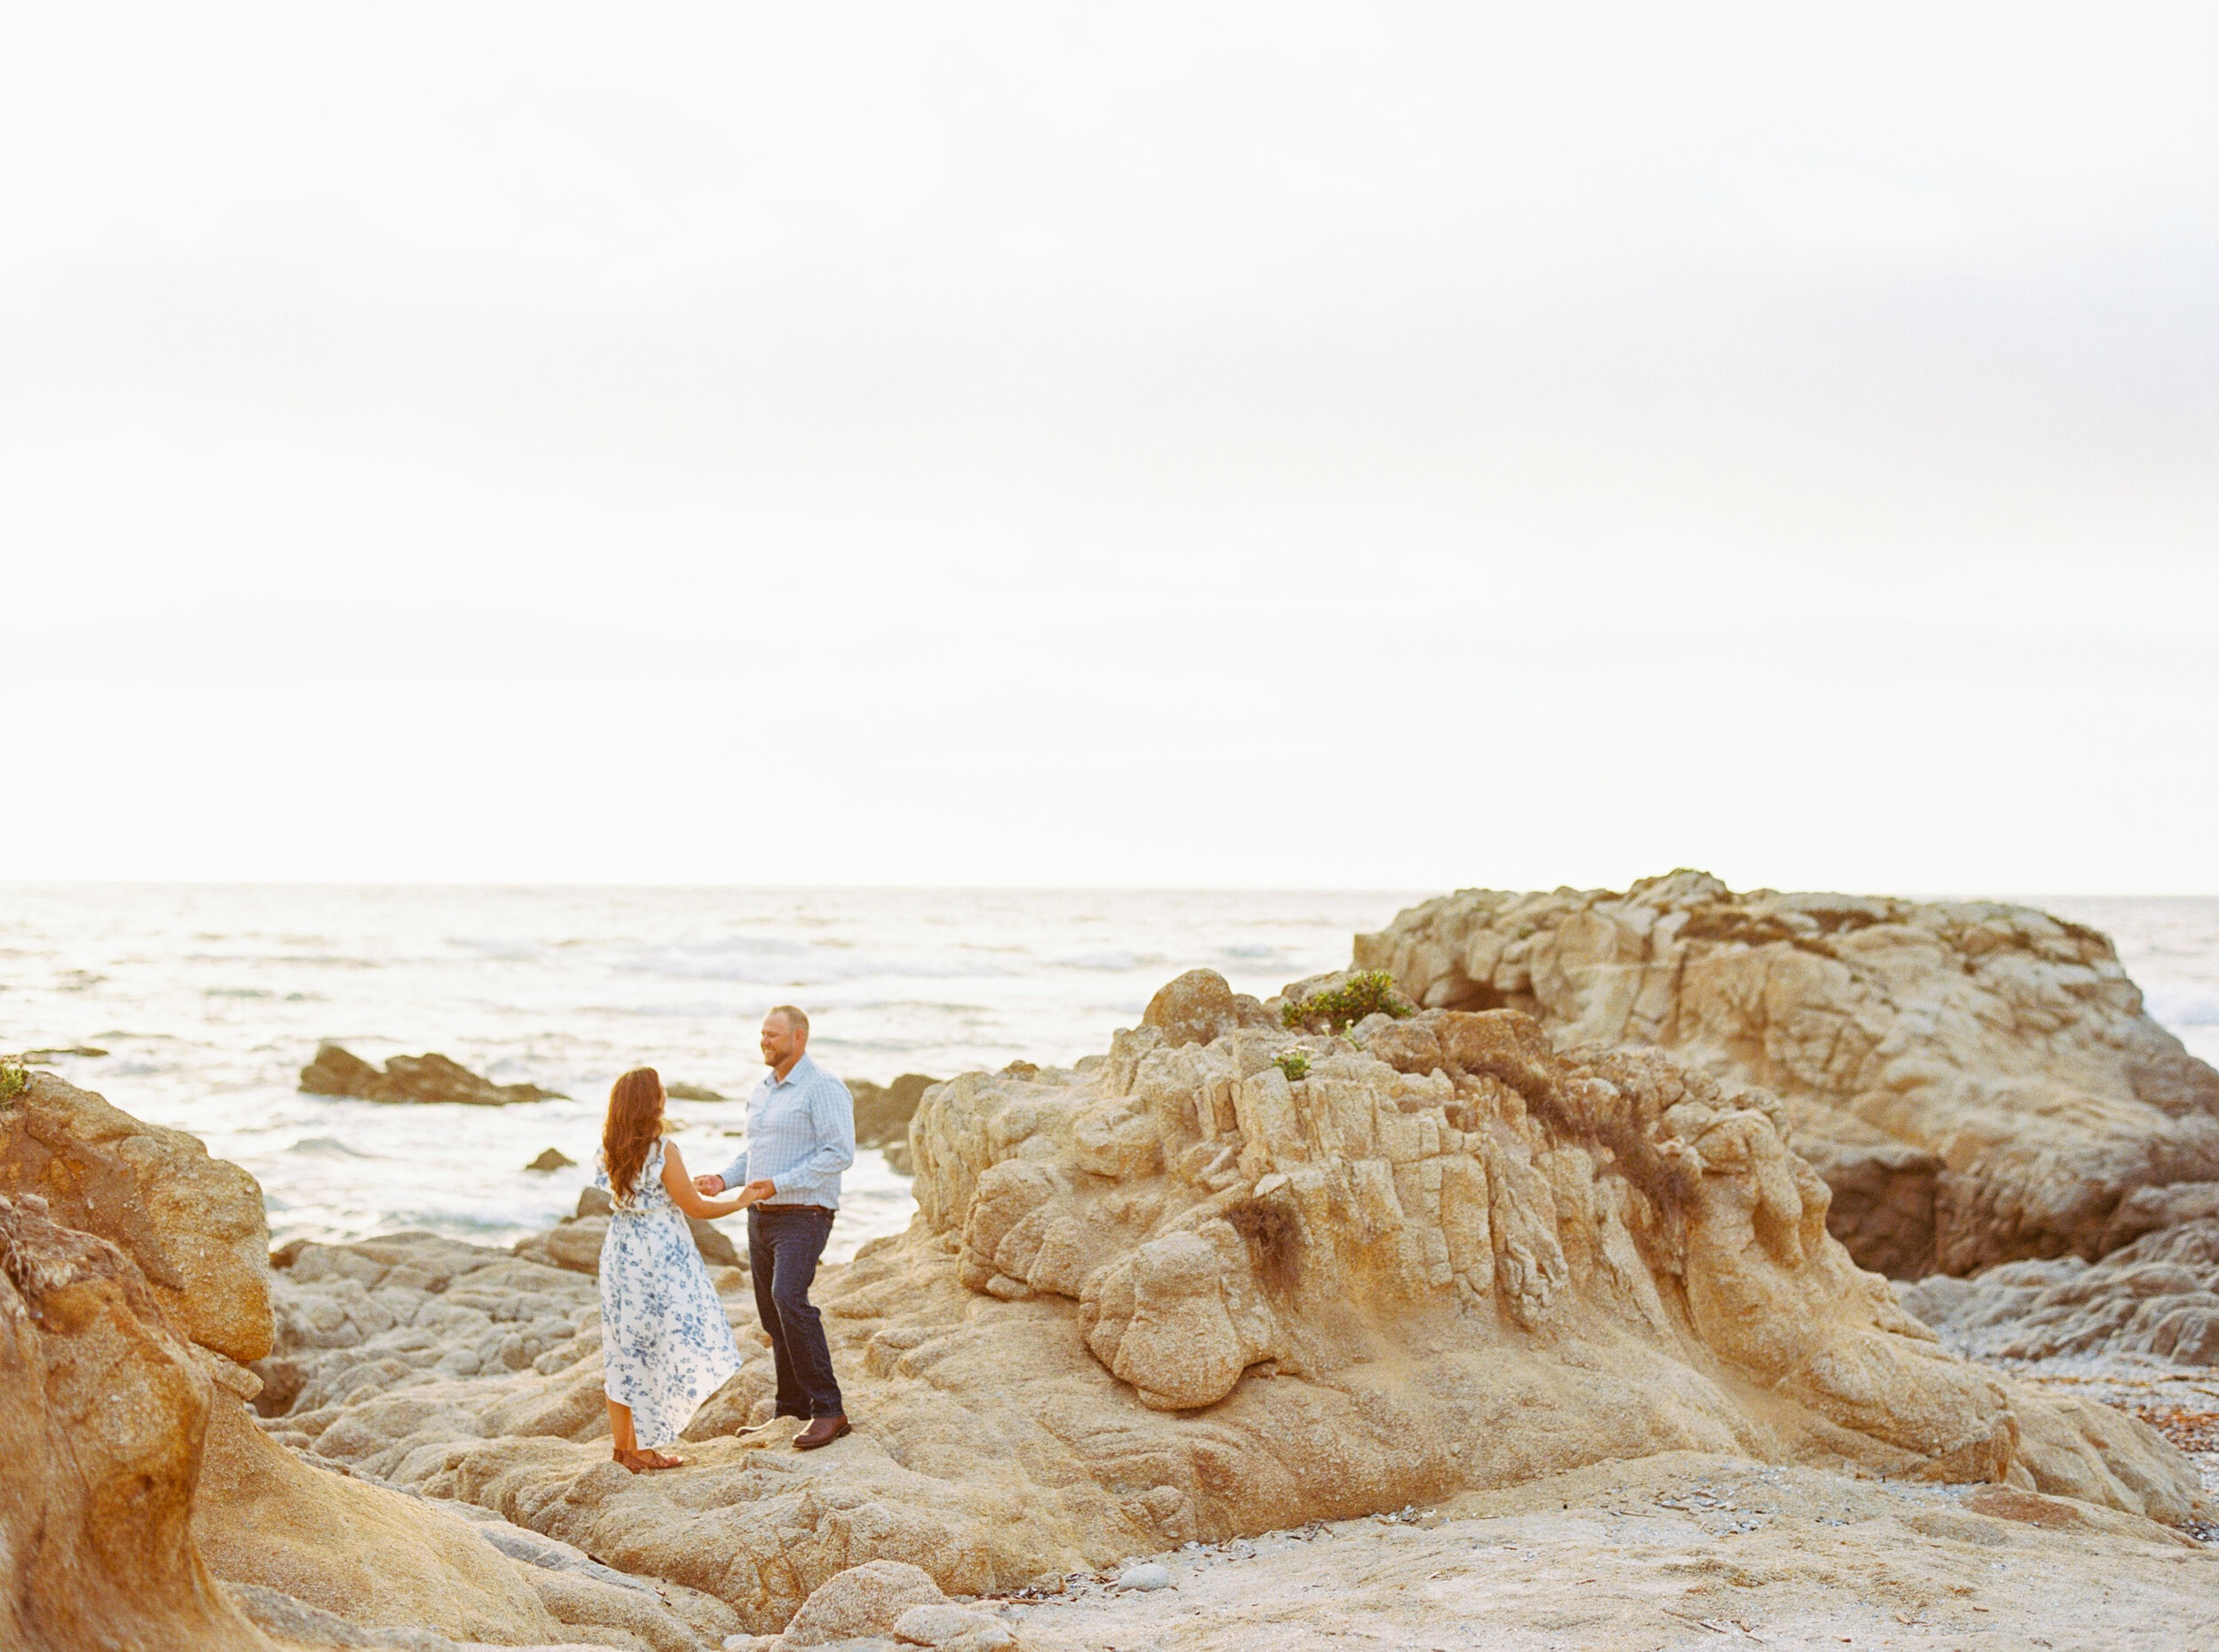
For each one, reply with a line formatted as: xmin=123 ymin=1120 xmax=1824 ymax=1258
xmin=766 ymin=1004 xmax=810 ymax=1037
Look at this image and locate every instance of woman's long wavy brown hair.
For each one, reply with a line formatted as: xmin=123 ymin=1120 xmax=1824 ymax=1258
xmin=604 ymin=1066 xmax=665 ymax=1206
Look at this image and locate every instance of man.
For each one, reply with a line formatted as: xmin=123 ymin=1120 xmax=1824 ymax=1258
xmin=696 ymin=1005 xmax=856 ymax=1450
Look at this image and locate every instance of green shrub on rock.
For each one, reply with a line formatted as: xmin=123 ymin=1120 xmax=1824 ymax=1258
xmin=1279 ymin=970 xmax=1415 ymax=1034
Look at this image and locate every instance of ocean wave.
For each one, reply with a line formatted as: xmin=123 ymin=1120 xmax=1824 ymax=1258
xmin=1054 ymin=949 xmax=1157 ymax=972
xmin=619 ymin=935 xmax=1002 ymax=984
xmin=284 ymin=1135 xmax=383 ymax=1159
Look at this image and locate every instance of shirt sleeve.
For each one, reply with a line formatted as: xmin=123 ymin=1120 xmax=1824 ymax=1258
xmin=777 ymin=1073 xmax=855 ymax=1191
xmin=715 ymin=1146 xmax=749 ymax=1190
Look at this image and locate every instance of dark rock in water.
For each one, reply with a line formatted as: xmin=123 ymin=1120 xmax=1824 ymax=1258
xmin=525 ymin=1148 xmax=574 ymax=1173
xmin=299 ymin=1042 xmax=563 ymax=1106
xmin=664 ymin=1082 xmax=727 ymax=1102
xmin=20 ymin=1046 xmax=109 ymax=1061
xmin=848 ymin=1073 xmax=940 ymax=1149
xmin=1799 ymin=1139 xmax=1941 ymax=1280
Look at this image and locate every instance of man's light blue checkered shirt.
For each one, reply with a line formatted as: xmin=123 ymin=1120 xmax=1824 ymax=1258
xmin=715 ymin=1052 xmax=856 ymax=1210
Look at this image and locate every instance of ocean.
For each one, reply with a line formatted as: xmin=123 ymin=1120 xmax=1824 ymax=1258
xmin=5 ymin=885 xmax=2216 ymax=1265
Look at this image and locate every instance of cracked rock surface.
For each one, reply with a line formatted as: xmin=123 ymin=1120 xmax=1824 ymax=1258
xmin=1355 ymin=871 xmax=2219 ymax=1276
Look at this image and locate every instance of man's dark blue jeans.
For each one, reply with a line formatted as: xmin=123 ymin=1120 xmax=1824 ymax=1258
xmin=747 ymin=1205 xmax=842 ymax=1419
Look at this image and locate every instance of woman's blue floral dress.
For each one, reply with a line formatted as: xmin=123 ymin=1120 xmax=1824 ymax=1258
xmin=595 ymin=1141 xmax=743 ymax=1447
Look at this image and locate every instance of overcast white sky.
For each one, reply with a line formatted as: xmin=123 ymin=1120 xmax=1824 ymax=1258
xmin=4 ymin=4 xmax=2216 ymax=890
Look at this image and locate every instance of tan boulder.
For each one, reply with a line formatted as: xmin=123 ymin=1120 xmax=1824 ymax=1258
xmin=1141 ymin=968 xmax=1270 ymax=1048
xmin=0 ymin=1070 xmax=272 ymax=1363
xmin=779 ymin=1560 xmax=949 ymax=1647
xmin=0 ymin=1191 xmax=279 ymax=1650
xmin=1354 ymin=873 xmax=2219 ymax=1274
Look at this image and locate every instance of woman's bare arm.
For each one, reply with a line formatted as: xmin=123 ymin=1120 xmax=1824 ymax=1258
xmin=660 ymin=1142 xmax=753 ymax=1219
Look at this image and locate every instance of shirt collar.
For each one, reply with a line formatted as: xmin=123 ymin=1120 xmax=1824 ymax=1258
xmin=768 ymin=1052 xmax=816 ymax=1090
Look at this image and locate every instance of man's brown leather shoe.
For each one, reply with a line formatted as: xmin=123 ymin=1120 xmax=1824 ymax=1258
xmin=793 ymin=1414 xmax=851 ymax=1450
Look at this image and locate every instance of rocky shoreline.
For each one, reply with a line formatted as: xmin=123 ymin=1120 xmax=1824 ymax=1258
xmin=8 ymin=875 xmax=2219 ymax=1649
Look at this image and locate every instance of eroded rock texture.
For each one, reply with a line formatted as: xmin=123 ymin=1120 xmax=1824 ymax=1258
xmin=236 ymin=995 xmax=2210 ymax=1635
xmin=0 ymin=1077 xmax=713 ymax=1652
xmin=1902 ymin=1218 xmax=2219 ymax=1369
xmin=0 ymin=1191 xmax=278 ymax=1651
xmin=0 ymin=1069 xmax=273 ymax=1363
xmin=1354 ymin=872 xmax=2219 ymax=1275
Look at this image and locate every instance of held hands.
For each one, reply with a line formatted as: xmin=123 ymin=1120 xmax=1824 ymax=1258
xmin=692 ymin=1173 xmax=778 ymax=1216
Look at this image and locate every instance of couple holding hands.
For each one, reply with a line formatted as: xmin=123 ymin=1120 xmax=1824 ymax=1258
xmin=594 ymin=1005 xmax=855 ymax=1472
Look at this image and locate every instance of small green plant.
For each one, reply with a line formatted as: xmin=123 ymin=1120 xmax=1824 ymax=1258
xmin=1273 ymin=1048 xmax=1311 ymax=1082
xmin=0 ymin=1061 xmax=28 ymax=1105
xmin=1279 ymin=969 xmax=1415 ymax=1034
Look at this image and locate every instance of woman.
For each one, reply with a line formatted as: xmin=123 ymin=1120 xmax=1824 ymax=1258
xmin=596 ymin=1065 xmax=762 ymax=1472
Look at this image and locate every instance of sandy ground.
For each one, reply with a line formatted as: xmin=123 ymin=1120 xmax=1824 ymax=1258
xmin=974 ymin=1451 xmax=2219 ymax=1652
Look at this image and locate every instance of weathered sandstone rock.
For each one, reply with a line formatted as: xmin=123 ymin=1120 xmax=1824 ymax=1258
xmin=1901 ymin=1216 xmax=2219 ymax=1368
xmin=0 ymin=1087 xmax=720 ymax=1650
xmin=0 ymin=1069 xmax=272 ymax=1363
xmin=193 ymin=1395 xmax=580 ymax=1646
xmin=997 ymin=1452 xmax=2213 ymax=1652
xmin=244 ymin=995 xmax=2205 ymax=1641
xmin=778 ymin=1560 xmax=948 ymax=1647
xmin=2100 ymin=1179 xmax=2219 ymax=1253
xmin=301 ymin=1043 xmax=563 ymax=1106
xmin=1140 ymin=969 xmax=1272 ymax=1048
xmin=1354 ymin=873 xmax=2219 ymax=1274
xmin=0 ymin=1190 xmax=280 ymax=1651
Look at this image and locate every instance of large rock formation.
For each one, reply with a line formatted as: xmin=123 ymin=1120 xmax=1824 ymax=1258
xmin=243 ymin=986 xmax=2205 ymax=1639
xmin=0 ymin=1073 xmax=708 ymax=1651
xmin=1352 ymin=872 xmax=2219 ymax=1276
xmin=0 ymin=1190 xmax=280 ymax=1651
xmin=0 ymin=1069 xmax=273 ymax=1363
xmin=300 ymin=1043 xmax=563 ymax=1106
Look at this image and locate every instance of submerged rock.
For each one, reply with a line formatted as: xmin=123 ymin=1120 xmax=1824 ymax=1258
xmin=300 ymin=1042 xmax=564 ymax=1106
xmin=1356 ymin=873 xmax=2219 ymax=1275
xmin=525 ymin=1147 xmax=576 ymax=1172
